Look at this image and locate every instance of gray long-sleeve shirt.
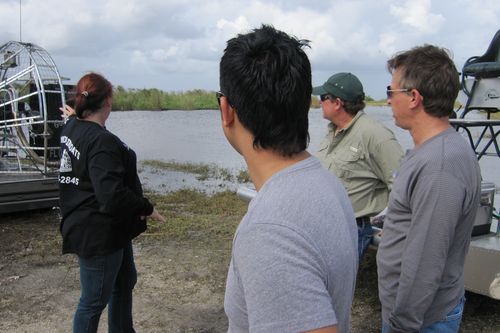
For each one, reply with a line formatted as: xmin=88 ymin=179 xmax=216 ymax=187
xmin=377 ymin=127 xmax=481 ymax=332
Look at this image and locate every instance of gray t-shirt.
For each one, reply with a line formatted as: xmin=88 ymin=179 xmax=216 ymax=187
xmin=377 ymin=128 xmax=481 ymax=332
xmin=224 ymin=156 xmax=358 ymax=333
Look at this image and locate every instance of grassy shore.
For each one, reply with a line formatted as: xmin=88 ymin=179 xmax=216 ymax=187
xmin=112 ymin=87 xmax=387 ymax=111
xmin=139 ymin=160 xmax=249 ymax=241
xmin=112 ymin=87 xmax=217 ymax=111
xmin=113 ymin=86 xmax=500 ymax=112
xmin=145 ymin=189 xmax=247 ymax=241
xmin=141 ymin=160 xmax=251 ymax=183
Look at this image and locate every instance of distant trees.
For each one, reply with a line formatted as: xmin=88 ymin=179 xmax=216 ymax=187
xmin=310 ymin=94 xmax=385 ymax=109
xmin=112 ymin=87 xmax=218 ymax=111
xmin=111 ymin=87 xmax=387 ymax=111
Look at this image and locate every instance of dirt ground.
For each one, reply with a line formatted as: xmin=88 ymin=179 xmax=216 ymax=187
xmin=1 ymin=209 xmax=500 ymax=333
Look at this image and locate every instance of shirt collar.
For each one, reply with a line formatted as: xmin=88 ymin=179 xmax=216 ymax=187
xmin=328 ymin=111 xmax=365 ymax=136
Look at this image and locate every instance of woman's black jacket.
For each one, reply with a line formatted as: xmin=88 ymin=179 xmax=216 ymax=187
xmin=59 ymin=118 xmax=153 ymax=257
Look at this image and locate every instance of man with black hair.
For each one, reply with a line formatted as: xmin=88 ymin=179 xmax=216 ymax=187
xmin=313 ymin=72 xmax=403 ymax=261
xmin=219 ymin=25 xmax=357 ymax=333
xmin=377 ymin=45 xmax=481 ymax=333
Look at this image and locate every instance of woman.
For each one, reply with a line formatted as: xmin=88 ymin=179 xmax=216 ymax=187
xmin=59 ymin=72 xmax=165 ymax=333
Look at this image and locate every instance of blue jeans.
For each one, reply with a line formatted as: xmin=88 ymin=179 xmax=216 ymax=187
xmin=357 ymin=216 xmax=373 ymax=261
xmin=382 ymin=296 xmax=465 ymax=333
xmin=73 ymin=242 xmax=137 ymax=333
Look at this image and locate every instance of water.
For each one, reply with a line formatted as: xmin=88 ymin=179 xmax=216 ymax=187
xmin=105 ymin=107 xmax=409 ymax=169
xmin=105 ymin=107 xmax=499 ymax=198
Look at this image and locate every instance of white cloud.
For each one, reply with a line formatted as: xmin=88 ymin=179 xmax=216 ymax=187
xmin=389 ymin=0 xmax=445 ymax=34
xmin=151 ymin=46 xmax=179 ymax=62
xmin=378 ymin=32 xmax=398 ymax=58
xmin=216 ymin=16 xmax=251 ymax=35
xmin=131 ymin=50 xmax=148 ymax=66
xmin=0 ymin=0 xmax=499 ymax=99
xmin=100 ymin=0 xmax=147 ymax=28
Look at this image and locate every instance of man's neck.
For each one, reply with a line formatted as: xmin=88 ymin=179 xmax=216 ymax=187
xmin=332 ymin=110 xmax=355 ymax=133
xmin=410 ymin=113 xmax=451 ymax=147
xmin=244 ymin=149 xmax=311 ymax=191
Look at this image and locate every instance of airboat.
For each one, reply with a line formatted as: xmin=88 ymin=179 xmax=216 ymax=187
xmin=451 ymin=29 xmax=500 ymax=299
xmin=0 ymin=41 xmax=70 ymax=213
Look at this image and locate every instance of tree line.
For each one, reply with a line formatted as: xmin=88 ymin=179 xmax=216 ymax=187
xmin=111 ymin=86 xmax=383 ymax=111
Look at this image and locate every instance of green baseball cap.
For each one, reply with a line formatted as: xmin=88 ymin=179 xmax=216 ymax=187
xmin=312 ymin=72 xmax=365 ymax=101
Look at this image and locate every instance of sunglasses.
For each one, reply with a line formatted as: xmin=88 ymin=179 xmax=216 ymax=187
xmin=386 ymin=85 xmax=411 ymax=98
xmin=320 ymin=94 xmax=335 ymax=102
xmin=216 ymin=91 xmax=224 ymax=106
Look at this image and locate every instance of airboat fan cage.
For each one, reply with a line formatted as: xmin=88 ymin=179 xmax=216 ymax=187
xmin=0 ymin=41 xmax=68 ymax=174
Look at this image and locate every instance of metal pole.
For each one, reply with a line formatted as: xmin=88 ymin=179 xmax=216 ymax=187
xmin=19 ymin=0 xmax=22 ymax=42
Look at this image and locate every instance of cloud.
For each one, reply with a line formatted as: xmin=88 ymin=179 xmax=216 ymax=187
xmin=216 ymin=16 xmax=251 ymax=33
xmin=378 ymin=32 xmax=399 ymax=58
xmin=389 ymin=0 xmax=445 ymax=34
xmin=131 ymin=50 xmax=148 ymax=66
xmin=1 ymin=0 xmax=499 ymax=99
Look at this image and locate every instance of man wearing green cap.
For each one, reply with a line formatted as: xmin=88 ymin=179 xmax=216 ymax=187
xmin=314 ymin=72 xmax=403 ymax=261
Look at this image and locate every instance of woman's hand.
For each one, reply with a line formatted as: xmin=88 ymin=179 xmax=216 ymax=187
xmin=149 ymin=208 xmax=166 ymax=223
xmin=59 ymin=104 xmax=76 ymax=119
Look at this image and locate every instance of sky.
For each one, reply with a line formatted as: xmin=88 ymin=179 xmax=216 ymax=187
xmin=0 ymin=0 xmax=499 ymax=99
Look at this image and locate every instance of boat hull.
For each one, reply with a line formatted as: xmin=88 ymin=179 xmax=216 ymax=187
xmin=0 ymin=173 xmax=59 ymax=214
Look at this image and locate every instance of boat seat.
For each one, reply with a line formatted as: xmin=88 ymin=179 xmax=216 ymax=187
xmin=463 ymin=62 xmax=500 ymax=78
xmin=459 ymin=30 xmax=500 ymax=118
xmin=462 ymin=29 xmax=500 ymax=78
xmin=456 ymin=31 xmax=500 ymax=156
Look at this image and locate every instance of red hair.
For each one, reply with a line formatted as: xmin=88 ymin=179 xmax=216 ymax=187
xmin=74 ymin=72 xmax=113 ymax=118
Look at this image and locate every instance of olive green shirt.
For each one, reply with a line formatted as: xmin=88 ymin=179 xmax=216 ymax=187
xmin=317 ymin=111 xmax=403 ymax=218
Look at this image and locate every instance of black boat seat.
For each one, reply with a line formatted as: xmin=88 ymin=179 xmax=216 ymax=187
xmin=462 ymin=29 xmax=500 ymax=78
xmin=456 ymin=30 xmax=500 ymax=157
xmin=463 ymin=62 xmax=500 ymax=78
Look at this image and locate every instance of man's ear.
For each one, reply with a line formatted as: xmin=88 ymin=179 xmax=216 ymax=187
xmin=220 ymin=97 xmax=235 ymax=127
xmin=409 ymin=89 xmax=423 ymax=108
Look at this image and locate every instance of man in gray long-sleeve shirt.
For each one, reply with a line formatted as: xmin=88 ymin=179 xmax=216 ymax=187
xmin=377 ymin=45 xmax=481 ymax=333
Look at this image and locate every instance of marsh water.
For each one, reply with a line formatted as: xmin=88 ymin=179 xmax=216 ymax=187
xmin=106 ymin=106 xmax=499 ymax=197
xmin=106 ymin=106 xmax=413 ymax=168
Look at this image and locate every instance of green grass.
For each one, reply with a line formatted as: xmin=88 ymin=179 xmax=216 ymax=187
xmin=138 ymin=160 xmax=251 ymax=242
xmin=141 ymin=159 xmax=250 ymax=182
xmin=310 ymin=96 xmax=387 ymax=109
xmin=142 ymin=160 xmax=213 ymax=180
xmin=145 ymin=189 xmax=247 ymax=241
xmin=113 ymin=86 xmax=487 ymax=112
xmin=236 ymin=169 xmax=251 ymax=183
xmin=367 ymin=100 xmax=389 ymax=106
xmin=112 ymin=87 xmax=391 ymax=111
xmin=112 ymin=87 xmax=218 ymax=111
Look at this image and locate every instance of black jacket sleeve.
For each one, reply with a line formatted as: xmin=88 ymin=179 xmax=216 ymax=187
xmin=87 ymin=133 xmax=153 ymax=217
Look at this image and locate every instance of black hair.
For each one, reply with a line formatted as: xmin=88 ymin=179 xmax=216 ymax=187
xmin=219 ymin=24 xmax=312 ymax=156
